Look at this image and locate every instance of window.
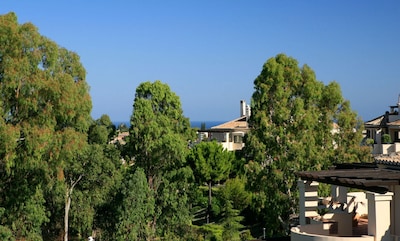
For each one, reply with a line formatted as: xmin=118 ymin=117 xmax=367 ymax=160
xmin=233 ymin=135 xmax=243 ymax=143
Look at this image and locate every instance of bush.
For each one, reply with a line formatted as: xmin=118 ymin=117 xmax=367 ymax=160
xmin=366 ymin=138 xmax=374 ymax=146
xmin=382 ymin=134 xmax=392 ymax=144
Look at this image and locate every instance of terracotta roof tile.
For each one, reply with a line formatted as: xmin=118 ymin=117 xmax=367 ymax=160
xmin=211 ymin=116 xmax=248 ymax=130
xmin=364 ymin=116 xmax=384 ymax=126
xmin=375 ymin=153 xmax=400 ymax=166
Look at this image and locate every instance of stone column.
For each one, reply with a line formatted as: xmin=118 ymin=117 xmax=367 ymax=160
xmin=394 ymin=186 xmax=400 ymax=237
xmin=366 ymin=192 xmax=393 ymax=241
xmin=298 ymin=180 xmax=319 ymax=225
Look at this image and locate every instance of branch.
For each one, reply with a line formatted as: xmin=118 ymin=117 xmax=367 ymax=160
xmin=69 ymin=174 xmax=83 ymax=196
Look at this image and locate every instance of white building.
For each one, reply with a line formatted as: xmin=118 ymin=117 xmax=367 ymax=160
xmin=365 ymin=95 xmax=400 ymax=155
xmin=197 ymin=100 xmax=250 ymax=151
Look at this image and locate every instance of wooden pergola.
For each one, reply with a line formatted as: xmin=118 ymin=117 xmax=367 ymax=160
xmin=296 ymin=163 xmax=400 ymax=194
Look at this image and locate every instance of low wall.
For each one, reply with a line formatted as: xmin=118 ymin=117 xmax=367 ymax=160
xmin=291 ymin=227 xmax=374 ymax=241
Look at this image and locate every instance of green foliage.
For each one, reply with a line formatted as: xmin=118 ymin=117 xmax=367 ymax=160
xmin=221 ymin=200 xmax=244 ymax=241
xmin=88 ymin=124 xmax=109 ymax=144
xmin=0 ymin=216 xmax=13 ymax=240
xmin=199 ymin=223 xmax=224 ymax=241
xmin=0 ymin=12 xmax=101 ymax=241
xmin=126 ymin=80 xmax=196 ymax=239
xmin=317 ymin=207 xmax=330 ymax=217
xmin=155 ymin=167 xmax=194 ymax=238
xmin=220 ymin=177 xmax=251 ymax=212
xmin=0 ymin=209 xmax=13 ymax=241
xmin=0 ymin=13 xmax=374 ymax=241
xmin=318 ymin=183 xmax=331 ymax=197
xmin=190 ymin=177 xmax=249 ymax=241
xmin=128 ymin=80 xmax=195 ymax=183
xmin=332 ymin=100 xmax=372 ymax=163
xmin=114 ymin=168 xmax=154 ymax=240
xmin=188 ymin=140 xmax=233 ymax=184
xmin=244 ymin=53 xmax=367 ymax=237
xmin=88 ymin=115 xmax=116 ymax=144
xmin=366 ymin=138 xmax=374 ymax=145
xmin=231 ymin=150 xmax=247 ymax=177
xmin=382 ymin=134 xmax=392 ymax=144
xmin=187 ymin=140 xmax=234 ymax=225
xmin=68 ymin=143 xmax=123 ymax=238
xmin=0 ymin=226 xmax=14 ymax=241
xmin=8 ymin=186 xmax=48 ymax=241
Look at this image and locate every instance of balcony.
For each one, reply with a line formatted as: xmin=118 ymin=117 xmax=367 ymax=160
xmin=372 ymin=143 xmax=400 ymax=155
xmin=291 ymin=224 xmax=373 ymax=241
xmin=291 ymin=201 xmax=372 ymax=241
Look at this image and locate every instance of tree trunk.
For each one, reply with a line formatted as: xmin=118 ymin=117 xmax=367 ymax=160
xmin=148 ymin=174 xmax=157 ymax=238
xmin=64 ymin=175 xmax=83 ymax=241
xmin=207 ymin=181 xmax=212 ymax=224
xmin=64 ymin=189 xmax=71 ymax=241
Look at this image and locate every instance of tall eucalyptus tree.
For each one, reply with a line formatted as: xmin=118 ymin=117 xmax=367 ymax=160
xmin=244 ymin=54 xmax=369 ymax=236
xmin=0 ymin=12 xmax=103 ymax=241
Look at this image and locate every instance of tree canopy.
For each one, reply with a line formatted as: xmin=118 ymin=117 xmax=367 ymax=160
xmin=0 ymin=12 xmax=375 ymax=241
xmin=128 ymin=80 xmax=194 ymax=185
xmin=187 ymin=140 xmax=234 ymax=223
xmin=0 ymin=12 xmax=123 ymax=241
xmin=125 ymin=80 xmax=195 ymax=239
xmin=188 ymin=140 xmax=233 ymax=185
xmin=244 ymin=53 xmax=370 ymax=236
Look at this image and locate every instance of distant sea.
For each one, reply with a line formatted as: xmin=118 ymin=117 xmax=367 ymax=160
xmin=190 ymin=121 xmax=226 ymax=129
xmin=113 ymin=121 xmax=226 ymax=129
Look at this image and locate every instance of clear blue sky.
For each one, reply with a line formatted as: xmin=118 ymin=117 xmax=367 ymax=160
xmin=2 ymin=1 xmax=400 ymax=122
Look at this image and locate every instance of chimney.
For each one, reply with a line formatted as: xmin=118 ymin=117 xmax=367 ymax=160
xmin=397 ymin=94 xmax=400 ymax=116
xmin=240 ymin=100 xmax=246 ymax=117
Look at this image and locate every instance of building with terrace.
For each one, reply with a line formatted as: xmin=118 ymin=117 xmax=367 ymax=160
xmin=291 ymin=157 xmax=400 ymax=241
xmin=364 ymin=95 xmax=400 ymax=155
xmin=198 ymin=100 xmax=250 ymax=151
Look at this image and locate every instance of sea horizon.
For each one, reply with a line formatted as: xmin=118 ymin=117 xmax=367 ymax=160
xmin=113 ymin=120 xmax=226 ymax=129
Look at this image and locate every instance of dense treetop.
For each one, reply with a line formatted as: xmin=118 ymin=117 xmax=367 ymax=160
xmin=243 ymin=53 xmax=370 ymax=236
xmin=0 ymin=12 xmax=120 ymax=241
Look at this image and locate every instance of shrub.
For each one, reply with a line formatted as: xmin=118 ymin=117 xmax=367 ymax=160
xmin=382 ymin=134 xmax=392 ymax=144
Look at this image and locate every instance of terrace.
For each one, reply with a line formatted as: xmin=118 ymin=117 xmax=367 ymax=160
xmin=291 ymin=163 xmax=400 ymax=241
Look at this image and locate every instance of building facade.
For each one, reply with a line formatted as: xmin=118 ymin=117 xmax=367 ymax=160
xmin=197 ymin=100 xmax=250 ymax=151
xmin=365 ymin=95 xmax=400 ymax=155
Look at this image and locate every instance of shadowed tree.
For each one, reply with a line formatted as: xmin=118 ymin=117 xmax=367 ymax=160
xmin=187 ymin=140 xmax=234 ymax=223
xmin=88 ymin=114 xmax=116 ymax=144
xmin=114 ymin=167 xmax=154 ymax=240
xmin=67 ymin=141 xmax=122 ymax=239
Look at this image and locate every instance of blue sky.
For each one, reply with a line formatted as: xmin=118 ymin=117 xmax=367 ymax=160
xmin=2 ymin=1 xmax=400 ymax=122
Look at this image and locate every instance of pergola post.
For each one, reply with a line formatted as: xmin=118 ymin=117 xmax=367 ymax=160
xmin=298 ymin=180 xmax=319 ymax=225
xmin=366 ymin=192 xmax=393 ymax=241
xmin=331 ymin=185 xmax=348 ymax=206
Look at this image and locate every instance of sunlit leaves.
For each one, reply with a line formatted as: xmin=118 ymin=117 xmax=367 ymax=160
xmin=0 ymin=12 xmax=93 ymax=240
xmin=188 ymin=140 xmax=233 ymax=184
xmin=245 ymin=53 xmax=366 ymax=236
